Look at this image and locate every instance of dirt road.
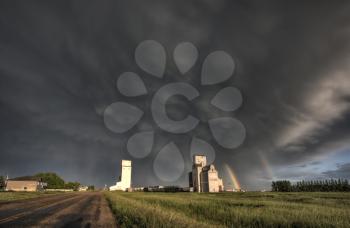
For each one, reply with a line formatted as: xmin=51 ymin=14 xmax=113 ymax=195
xmin=0 ymin=192 xmax=116 ymax=227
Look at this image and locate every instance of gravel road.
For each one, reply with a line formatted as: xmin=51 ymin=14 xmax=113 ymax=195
xmin=0 ymin=192 xmax=116 ymax=227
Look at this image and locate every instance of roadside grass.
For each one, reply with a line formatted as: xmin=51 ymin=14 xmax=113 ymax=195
xmin=0 ymin=191 xmax=61 ymax=202
xmin=104 ymin=191 xmax=350 ymax=228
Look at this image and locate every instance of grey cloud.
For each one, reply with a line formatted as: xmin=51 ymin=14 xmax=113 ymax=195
xmin=323 ymin=163 xmax=350 ymax=179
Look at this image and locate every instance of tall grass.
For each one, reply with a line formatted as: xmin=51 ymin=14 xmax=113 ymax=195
xmin=105 ymin=191 xmax=350 ymax=228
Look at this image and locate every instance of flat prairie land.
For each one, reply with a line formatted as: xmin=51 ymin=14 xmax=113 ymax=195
xmin=0 ymin=191 xmax=60 ymax=202
xmin=105 ymin=191 xmax=350 ymax=228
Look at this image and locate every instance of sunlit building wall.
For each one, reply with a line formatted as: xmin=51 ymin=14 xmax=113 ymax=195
xmin=110 ymin=160 xmax=132 ymax=191
xmin=189 ymin=155 xmax=224 ymax=192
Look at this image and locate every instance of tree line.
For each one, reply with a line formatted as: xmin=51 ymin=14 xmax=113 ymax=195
xmin=272 ymin=179 xmax=350 ymax=192
xmin=35 ymin=172 xmax=81 ymax=190
xmin=0 ymin=173 xmax=94 ymax=191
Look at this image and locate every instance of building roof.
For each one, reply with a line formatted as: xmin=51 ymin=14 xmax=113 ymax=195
xmin=202 ymin=164 xmax=216 ymax=171
xmin=8 ymin=176 xmax=43 ymax=181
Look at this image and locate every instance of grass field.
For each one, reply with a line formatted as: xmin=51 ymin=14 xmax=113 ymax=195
xmin=0 ymin=191 xmax=60 ymax=202
xmin=105 ymin=191 xmax=350 ymax=228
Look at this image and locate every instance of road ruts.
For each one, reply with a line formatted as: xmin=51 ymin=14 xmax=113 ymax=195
xmin=0 ymin=192 xmax=116 ymax=227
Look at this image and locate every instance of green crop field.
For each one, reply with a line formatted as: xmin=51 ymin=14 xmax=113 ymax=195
xmin=105 ymin=191 xmax=350 ymax=228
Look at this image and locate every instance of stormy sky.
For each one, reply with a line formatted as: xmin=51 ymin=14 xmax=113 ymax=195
xmin=1 ymin=0 xmax=350 ymax=190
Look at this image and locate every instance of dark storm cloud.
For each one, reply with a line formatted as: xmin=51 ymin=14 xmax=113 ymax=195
xmin=0 ymin=0 xmax=350 ymax=189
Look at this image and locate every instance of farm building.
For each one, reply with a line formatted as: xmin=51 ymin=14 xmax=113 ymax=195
xmin=5 ymin=176 xmax=46 ymax=192
xmin=78 ymin=185 xmax=88 ymax=191
xmin=189 ymin=155 xmax=224 ymax=192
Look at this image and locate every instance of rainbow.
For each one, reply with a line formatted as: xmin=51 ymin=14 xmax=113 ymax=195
xmin=257 ymin=151 xmax=274 ymax=180
xmin=224 ymin=163 xmax=241 ymax=190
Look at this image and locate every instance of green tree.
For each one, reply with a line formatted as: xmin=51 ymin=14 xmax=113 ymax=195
xmin=0 ymin=176 xmax=5 ymax=190
xmin=64 ymin=181 xmax=80 ymax=191
xmin=35 ymin=172 xmax=65 ymax=189
xmin=271 ymin=180 xmax=292 ymax=192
